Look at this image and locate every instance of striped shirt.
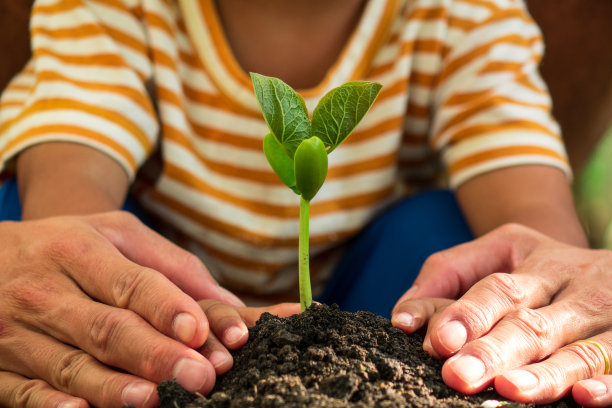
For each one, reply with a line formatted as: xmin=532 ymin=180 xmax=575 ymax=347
xmin=0 ymin=0 xmax=570 ymax=303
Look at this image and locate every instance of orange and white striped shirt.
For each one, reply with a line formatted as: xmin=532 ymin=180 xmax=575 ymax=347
xmin=0 ymin=0 xmax=570 ymax=302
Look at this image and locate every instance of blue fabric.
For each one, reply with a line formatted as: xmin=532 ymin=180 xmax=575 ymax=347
xmin=0 ymin=179 xmax=22 ymax=221
xmin=317 ymin=189 xmax=473 ymax=318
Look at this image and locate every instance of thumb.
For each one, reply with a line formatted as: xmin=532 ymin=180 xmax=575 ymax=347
xmin=401 ymin=224 xmax=539 ymax=302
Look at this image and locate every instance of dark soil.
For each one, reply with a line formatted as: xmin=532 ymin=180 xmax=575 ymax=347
xmin=154 ymin=304 xmax=579 ymax=408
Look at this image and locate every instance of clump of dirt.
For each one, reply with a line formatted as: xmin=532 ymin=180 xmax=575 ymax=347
xmin=155 ymin=304 xmax=578 ymax=408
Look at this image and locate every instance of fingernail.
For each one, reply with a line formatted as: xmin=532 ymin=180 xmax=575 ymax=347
xmin=449 ymin=355 xmax=486 ymax=384
xmin=208 ymin=350 xmax=231 ymax=368
xmin=122 ymin=382 xmax=155 ymax=406
xmin=392 ymin=312 xmax=414 ymax=328
xmin=503 ymin=370 xmax=539 ymax=391
xmin=224 ymin=325 xmax=247 ymax=345
xmin=437 ymin=320 xmax=467 ymax=353
xmin=173 ymin=358 xmax=208 ymax=391
xmin=423 ymin=336 xmax=434 ymax=355
xmin=579 ymin=379 xmax=607 ymax=399
xmin=58 ymin=402 xmax=81 ymax=408
xmin=173 ymin=313 xmax=197 ymax=344
xmin=218 ymin=286 xmax=245 ymax=306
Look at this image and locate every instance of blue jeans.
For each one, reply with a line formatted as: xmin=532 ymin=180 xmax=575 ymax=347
xmin=0 ymin=179 xmax=473 ymax=317
xmin=317 ymin=189 xmax=473 ymax=317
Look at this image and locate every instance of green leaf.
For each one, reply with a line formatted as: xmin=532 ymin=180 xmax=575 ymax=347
xmin=263 ymin=132 xmax=300 ymax=194
xmin=311 ymin=81 xmax=382 ymax=153
xmin=294 ymin=137 xmax=328 ymax=201
xmin=251 ymin=72 xmax=311 ymax=156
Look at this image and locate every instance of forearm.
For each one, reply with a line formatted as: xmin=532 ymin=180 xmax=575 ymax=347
xmin=456 ymin=165 xmax=588 ymax=247
xmin=16 ymin=142 xmax=130 ymax=219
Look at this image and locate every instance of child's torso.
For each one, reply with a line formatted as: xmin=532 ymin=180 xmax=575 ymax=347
xmin=212 ymin=0 xmax=368 ymax=90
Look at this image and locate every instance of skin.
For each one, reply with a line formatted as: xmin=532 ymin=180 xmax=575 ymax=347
xmin=0 ymin=2 xmax=368 ymax=403
xmin=213 ymin=5 xmax=610 ymax=405
xmin=214 ymin=0 xmax=367 ymax=89
xmin=0 ymin=143 xmax=255 ymax=405
xmin=392 ymin=223 xmax=612 ymax=407
xmin=1 ymin=1 xmax=607 ymax=407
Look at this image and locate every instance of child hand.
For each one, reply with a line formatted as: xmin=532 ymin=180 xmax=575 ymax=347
xmin=197 ymin=300 xmax=301 ymax=375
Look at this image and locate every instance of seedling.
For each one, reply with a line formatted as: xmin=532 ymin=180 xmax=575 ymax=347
xmin=251 ymin=73 xmax=382 ymax=311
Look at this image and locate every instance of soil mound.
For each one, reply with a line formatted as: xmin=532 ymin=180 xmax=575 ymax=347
xmin=156 ymin=304 xmax=578 ymax=408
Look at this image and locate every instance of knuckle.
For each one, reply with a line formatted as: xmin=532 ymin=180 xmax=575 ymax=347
xmin=88 ymin=308 xmax=133 ymax=355
xmin=100 ymin=210 xmax=137 ymax=225
xmin=484 ymin=273 xmax=525 ymax=307
xmin=496 ymin=222 xmax=529 ymax=239
xmin=506 ymin=308 xmax=552 ymax=357
xmin=11 ymin=379 xmax=49 ymax=408
xmin=94 ymin=210 xmax=140 ymax=245
xmin=112 ymin=266 xmax=147 ymax=308
xmin=423 ymin=251 xmax=453 ymax=271
xmin=41 ymin=230 xmax=95 ymax=262
xmin=453 ymin=298 xmax=493 ymax=334
xmin=116 ymin=210 xmax=140 ymax=224
xmin=181 ymin=253 xmax=205 ymax=274
xmin=110 ymin=211 xmax=141 ymax=232
xmin=139 ymin=341 xmax=170 ymax=380
xmin=206 ymin=301 xmax=230 ymax=316
xmin=3 ymin=278 xmax=58 ymax=315
xmin=99 ymin=372 xmax=129 ymax=406
xmin=566 ymin=342 xmax=607 ymax=377
xmin=4 ymin=281 xmax=43 ymax=313
xmin=466 ymin=338 xmax=506 ymax=369
xmin=204 ymin=302 xmax=237 ymax=327
xmin=52 ymin=350 xmax=94 ymax=390
xmin=511 ymin=307 xmax=552 ymax=339
xmin=529 ymin=362 xmax=565 ymax=397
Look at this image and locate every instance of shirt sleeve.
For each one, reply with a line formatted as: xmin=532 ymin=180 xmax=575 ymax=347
xmin=431 ymin=0 xmax=571 ymax=188
xmin=0 ymin=0 xmax=159 ymax=181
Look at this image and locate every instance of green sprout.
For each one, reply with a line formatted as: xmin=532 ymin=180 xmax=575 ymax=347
xmin=250 ymin=73 xmax=382 ymax=312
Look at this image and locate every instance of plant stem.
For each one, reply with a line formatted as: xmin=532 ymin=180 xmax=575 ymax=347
xmin=299 ymin=196 xmax=312 ymax=312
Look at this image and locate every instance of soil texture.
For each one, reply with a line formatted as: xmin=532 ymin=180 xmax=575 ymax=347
xmin=153 ymin=304 xmax=579 ymax=408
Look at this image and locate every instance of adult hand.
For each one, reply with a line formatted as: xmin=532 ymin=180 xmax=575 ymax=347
xmin=0 ymin=212 xmax=245 ymax=407
xmin=391 ymin=223 xmax=612 ymax=405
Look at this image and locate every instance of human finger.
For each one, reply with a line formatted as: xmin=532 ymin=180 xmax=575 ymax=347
xmin=0 ymin=372 xmax=88 ymax=408
xmin=391 ymin=297 xmax=453 ymax=334
xmin=199 ymin=299 xmax=249 ymax=349
xmin=15 ymin=292 xmax=216 ymax=395
xmin=401 ymin=224 xmax=541 ymax=302
xmin=439 ymin=301 xmax=580 ymax=395
xmin=89 ymin=211 xmax=244 ymax=306
xmin=236 ymin=302 xmax=302 ymax=327
xmin=199 ymin=331 xmax=234 ymax=376
xmin=197 ymin=301 xmax=301 ymax=374
xmin=391 ymin=297 xmax=454 ymax=360
xmin=495 ymin=334 xmax=612 ymax=404
xmin=428 ymin=271 xmax=557 ymax=358
xmin=199 ymin=301 xmax=302 ymax=346
xmin=42 ymin=220 xmax=210 ymax=349
xmin=0 ymin=328 xmax=160 ymax=407
xmin=573 ymin=375 xmax=612 ymax=407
